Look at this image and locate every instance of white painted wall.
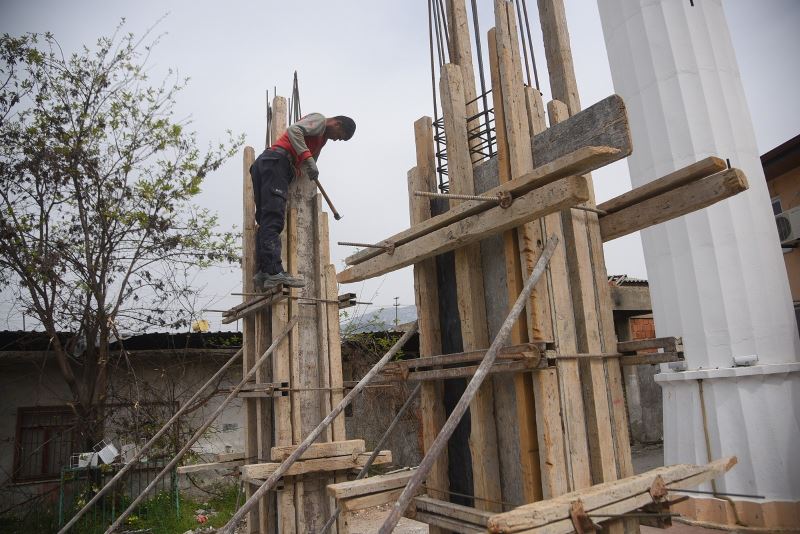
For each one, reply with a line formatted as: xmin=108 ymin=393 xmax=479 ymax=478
xmin=598 ymin=0 xmax=800 ymax=503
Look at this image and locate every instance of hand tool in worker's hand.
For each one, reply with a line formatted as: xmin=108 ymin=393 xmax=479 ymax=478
xmin=315 ymin=178 xmax=342 ymax=220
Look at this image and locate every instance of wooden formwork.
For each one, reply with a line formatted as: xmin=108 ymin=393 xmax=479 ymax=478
xmin=336 ymin=0 xmax=746 ymax=533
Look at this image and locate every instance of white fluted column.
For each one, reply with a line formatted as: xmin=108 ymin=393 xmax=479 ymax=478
xmin=598 ymin=0 xmax=799 ymax=525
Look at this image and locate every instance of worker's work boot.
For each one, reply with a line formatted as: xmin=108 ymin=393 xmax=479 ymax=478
xmin=262 ymin=271 xmax=305 ymax=290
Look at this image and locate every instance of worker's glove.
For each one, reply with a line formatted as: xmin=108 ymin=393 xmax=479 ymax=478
xmin=303 ymin=158 xmax=319 ymax=181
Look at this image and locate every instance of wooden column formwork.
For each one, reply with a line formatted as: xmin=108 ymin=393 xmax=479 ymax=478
xmin=241 ymin=94 xmax=346 ymax=533
xmin=400 ymin=0 xmax=637 ymax=527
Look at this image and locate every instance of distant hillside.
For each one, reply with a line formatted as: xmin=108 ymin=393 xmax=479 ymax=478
xmin=341 ymin=305 xmax=418 ymax=334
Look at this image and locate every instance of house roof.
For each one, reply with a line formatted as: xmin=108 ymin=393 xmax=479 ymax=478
xmin=0 ymin=330 xmax=242 ymax=353
xmin=761 ymin=133 xmax=800 ymax=181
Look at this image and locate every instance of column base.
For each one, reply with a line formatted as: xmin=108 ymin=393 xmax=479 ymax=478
xmin=673 ymin=496 xmax=800 ymax=531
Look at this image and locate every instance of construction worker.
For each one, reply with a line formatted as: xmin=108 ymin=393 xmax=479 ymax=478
xmin=250 ymin=113 xmax=356 ymax=290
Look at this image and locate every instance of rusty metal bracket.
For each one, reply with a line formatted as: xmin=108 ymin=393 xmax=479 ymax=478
xmin=497 ymin=190 xmax=513 ymax=208
xmin=570 ymin=500 xmax=600 ymax=534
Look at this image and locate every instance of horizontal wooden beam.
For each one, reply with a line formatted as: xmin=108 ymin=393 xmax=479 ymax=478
xmin=345 ymin=146 xmax=620 ymax=267
xmin=341 ymin=487 xmax=421 ymax=512
xmin=620 ymin=351 xmax=684 ymax=366
xmin=327 ymin=470 xmax=416 ymax=499
xmin=598 ymin=157 xmax=727 ymax=215
xmin=617 ymin=337 xmax=683 ymax=354
xmin=414 ymin=511 xmax=485 ymax=534
xmin=415 ymin=496 xmax=494 ymax=527
xmin=338 ymin=175 xmax=590 ymax=284
xmin=177 ymin=459 xmax=244 ymax=474
xmin=407 ymin=358 xmax=543 ymax=382
xmin=270 ymin=439 xmax=365 ymax=462
xmin=600 ymin=168 xmax=748 ymax=242
xmin=383 ymin=343 xmax=543 ymax=374
xmin=240 ymin=451 xmax=392 ymax=481
xmin=486 ymin=457 xmax=737 ymax=533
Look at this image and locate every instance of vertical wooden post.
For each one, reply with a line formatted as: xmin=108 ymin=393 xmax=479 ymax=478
xmin=269 ymin=96 xmax=296 ymax=534
xmin=488 ymin=26 xmax=543 ymax=505
xmin=410 ymin=117 xmax=448 ymax=534
xmin=440 ymin=63 xmax=503 ymax=513
xmin=242 ymin=145 xmax=261 ymax=533
xmin=445 ymin=0 xmax=481 ymax=163
xmin=538 ymin=0 xmax=635 ymax=530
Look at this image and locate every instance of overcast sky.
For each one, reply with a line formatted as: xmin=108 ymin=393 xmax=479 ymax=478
xmin=1 ymin=0 xmax=798 ymax=331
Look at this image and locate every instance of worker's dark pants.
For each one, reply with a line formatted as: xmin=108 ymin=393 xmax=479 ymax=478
xmin=250 ymin=150 xmax=294 ymax=275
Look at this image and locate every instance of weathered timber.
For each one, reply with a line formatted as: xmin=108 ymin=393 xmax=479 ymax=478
xmin=378 ymin=238 xmax=558 ymax=534
xmin=176 ymin=459 xmax=245 ymax=474
xmin=240 ymin=452 xmax=392 ymax=481
xmin=441 ymin=62 xmax=503 ymax=513
xmin=384 ymin=343 xmax=542 ymax=372
xmin=270 ymin=439 xmax=365 ymax=462
xmin=222 ymin=291 xmax=287 ymax=324
xmin=414 ymin=512 xmax=485 ymax=534
xmin=415 ymin=496 xmax=494 ymax=526
xmin=328 ymin=470 xmax=415 ymax=500
xmin=338 ymin=176 xmax=589 ymax=284
xmin=598 ymin=157 xmax=727 ymax=215
xmin=617 ymin=337 xmax=682 ymax=354
xmin=486 ymin=457 xmax=737 ymax=533
xmin=409 ymin=116 xmax=449 ymax=529
xmin=344 ymin=145 xmax=619 ymax=267
xmin=621 ymin=352 xmax=684 ymax=366
xmin=408 ymin=358 xmax=544 ymax=382
xmin=599 ymin=168 xmax=749 ymax=242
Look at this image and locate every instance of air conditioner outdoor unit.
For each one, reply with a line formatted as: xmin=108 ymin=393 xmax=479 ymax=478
xmin=776 ymin=206 xmax=800 ymax=245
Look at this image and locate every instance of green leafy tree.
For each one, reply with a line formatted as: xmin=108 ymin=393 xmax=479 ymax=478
xmin=0 ymin=25 xmax=243 ymax=447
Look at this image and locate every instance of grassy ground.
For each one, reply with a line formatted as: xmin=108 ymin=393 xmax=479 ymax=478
xmin=1 ymin=484 xmax=240 ymax=534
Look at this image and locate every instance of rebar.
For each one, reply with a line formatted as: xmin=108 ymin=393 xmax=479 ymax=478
xmin=338 ymin=241 xmax=391 ymax=250
xmin=414 ymin=190 xmax=498 ymax=203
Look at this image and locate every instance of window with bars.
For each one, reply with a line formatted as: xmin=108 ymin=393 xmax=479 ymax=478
xmin=14 ymin=406 xmax=78 ymax=482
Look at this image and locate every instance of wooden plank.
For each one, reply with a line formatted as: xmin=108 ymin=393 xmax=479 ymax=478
xmin=441 ymin=62 xmax=503 ymax=513
xmin=241 ymin=145 xmax=261 ymax=534
xmin=338 ymin=175 xmax=590 ymax=284
xmin=415 ymin=496 xmax=494 ymax=526
xmin=325 ymin=264 xmax=347 ymax=442
xmin=222 ymin=292 xmax=287 ymax=324
xmin=598 ymin=157 xmax=727 ymax=215
xmin=270 ymin=96 xmax=296 ymax=534
xmin=409 ymin=117 xmax=449 ymax=529
xmin=493 ymin=5 xmax=545 ymax=504
xmin=445 ymin=0 xmax=481 ymax=163
xmin=621 ymin=352 xmax=683 ymax=366
xmin=340 ymin=487 xmax=420 ymax=512
xmin=328 ymin=470 xmax=415 ymax=500
xmin=486 ymin=457 xmax=737 ymax=533
xmin=599 ymin=169 xmax=749 ymax=242
xmin=414 ymin=511 xmax=485 ymax=534
xmin=316 ymin=198 xmax=334 ymax=444
xmin=549 ymin=99 xmax=619 ymax=490
xmin=384 ymin=343 xmax=541 ymax=372
xmin=345 ymin=144 xmax=620 ymax=267
xmin=617 ymin=337 xmax=682 ymax=354
xmin=240 ymin=451 xmax=393 ymax=480
xmin=177 ymin=460 xmax=245 ymax=474
xmin=270 ymin=439 xmax=365 ymax=462
xmin=408 ymin=359 xmax=542 ymax=382
xmin=215 ymin=452 xmax=245 ymax=462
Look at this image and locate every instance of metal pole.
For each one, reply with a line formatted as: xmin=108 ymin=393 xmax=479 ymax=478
xmin=378 ymin=236 xmax=559 ymax=533
xmin=218 ymin=323 xmax=419 ymax=534
xmin=320 ymin=383 xmax=423 ymax=534
xmin=104 ymin=317 xmax=297 ymax=533
xmin=59 ymin=347 xmax=244 ymax=533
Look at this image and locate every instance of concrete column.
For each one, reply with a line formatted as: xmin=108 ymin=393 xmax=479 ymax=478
xmin=598 ymin=0 xmax=800 ymax=527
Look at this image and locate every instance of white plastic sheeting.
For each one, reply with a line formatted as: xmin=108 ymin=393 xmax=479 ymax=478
xmin=598 ymin=0 xmax=800 ymax=502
